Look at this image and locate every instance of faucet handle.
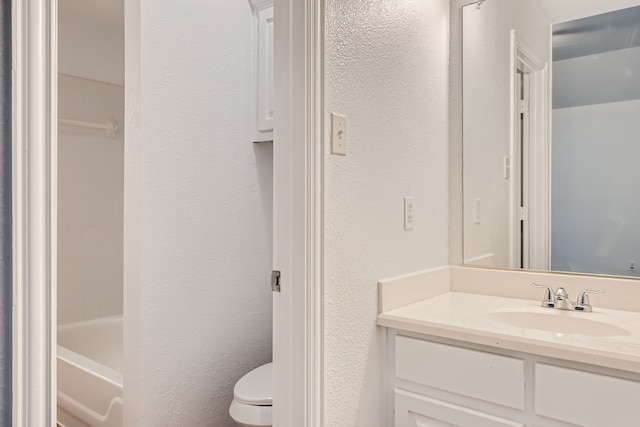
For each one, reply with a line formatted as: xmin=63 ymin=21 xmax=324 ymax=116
xmin=575 ymin=289 xmax=604 ymax=312
xmin=531 ymin=283 xmax=555 ymax=308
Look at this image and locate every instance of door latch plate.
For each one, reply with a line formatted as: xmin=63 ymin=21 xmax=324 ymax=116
xmin=271 ymin=270 xmax=281 ymax=292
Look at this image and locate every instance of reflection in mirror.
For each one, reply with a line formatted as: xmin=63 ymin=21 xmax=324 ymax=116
xmin=552 ymin=6 xmax=640 ymax=276
xmin=462 ymin=0 xmax=551 ymax=270
xmin=462 ymin=0 xmax=640 ymax=278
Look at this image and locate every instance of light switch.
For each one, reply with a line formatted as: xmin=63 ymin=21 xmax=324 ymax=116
xmin=331 ymin=113 xmax=347 ymax=155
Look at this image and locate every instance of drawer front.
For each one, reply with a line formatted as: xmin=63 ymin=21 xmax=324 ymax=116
xmin=395 ymin=389 xmax=524 ymax=427
xmin=535 ymin=363 xmax=640 ymax=426
xmin=395 ymin=336 xmax=525 ymax=410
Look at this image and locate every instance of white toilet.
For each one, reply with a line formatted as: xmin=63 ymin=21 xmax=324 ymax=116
xmin=229 ymin=362 xmax=273 ymax=427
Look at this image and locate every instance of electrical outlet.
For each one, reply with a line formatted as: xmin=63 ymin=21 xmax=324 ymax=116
xmin=404 ymin=197 xmax=415 ymax=230
xmin=473 ymin=199 xmax=481 ymax=224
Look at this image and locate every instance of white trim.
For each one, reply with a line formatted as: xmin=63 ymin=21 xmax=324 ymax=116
xmin=248 ymin=0 xmax=273 ymax=10
xmin=526 ymin=64 xmax=550 ymax=271
xmin=306 ymin=2 xmax=324 ymax=425
xmin=272 ymin=0 xmax=324 ymax=425
xmin=509 ymin=31 xmax=550 ymax=270
xmin=12 ymin=0 xmax=58 ymax=425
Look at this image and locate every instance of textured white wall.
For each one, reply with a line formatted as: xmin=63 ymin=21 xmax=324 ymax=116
xmin=462 ymin=0 xmax=549 ymax=266
xmin=124 ymin=0 xmax=273 ymax=425
xmin=59 ymin=0 xmax=124 ymax=85
xmin=462 ymin=1 xmax=512 ymax=266
xmin=324 ymin=1 xmax=450 ymax=425
xmin=58 ymin=74 xmax=124 ymax=325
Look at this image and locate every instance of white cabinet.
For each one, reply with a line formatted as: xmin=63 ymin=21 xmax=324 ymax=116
xmin=256 ymin=6 xmax=274 ymax=135
xmin=389 ymin=332 xmax=640 ymax=427
xmin=535 ymin=363 xmax=640 ymax=426
xmin=396 ymin=336 xmax=525 ymax=410
xmin=396 ymin=389 xmax=524 ymax=427
xmin=250 ymin=0 xmax=273 ymax=142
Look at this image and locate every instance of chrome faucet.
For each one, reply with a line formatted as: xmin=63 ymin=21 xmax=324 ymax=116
xmin=574 ymin=289 xmax=604 ymax=312
xmin=554 ymin=286 xmax=573 ymax=310
xmin=531 ymin=283 xmax=555 ymax=308
xmin=531 ymin=283 xmax=603 ymax=312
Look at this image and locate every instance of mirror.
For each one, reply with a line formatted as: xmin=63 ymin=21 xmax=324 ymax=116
xmin=462 ymin=0 xmax=640 ymax=278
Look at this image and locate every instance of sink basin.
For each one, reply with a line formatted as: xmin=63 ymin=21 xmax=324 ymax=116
xmin=488 ymin=309 xmax=631 ymax=337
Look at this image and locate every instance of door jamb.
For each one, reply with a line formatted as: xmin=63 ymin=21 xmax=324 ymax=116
xmin=509 ymin=30 xmax=550 ymax=270
xmin=9 ymin=0 xmax=328 ymax=424
xmin=273 ymin=0 xmax=325 ymax=425
xmin=12 ymin=0 xmax=58 ymax=425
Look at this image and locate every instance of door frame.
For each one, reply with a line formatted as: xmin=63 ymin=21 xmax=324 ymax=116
xmin=273 ymin=0 xmax=325 ymax=425
xmin=12 ymin=0 xmax=58 ymax=425
xmin=11 ymin=0 xmax=326 ymax=425
xmin=509 ymin=30 xmax=550 ymax=271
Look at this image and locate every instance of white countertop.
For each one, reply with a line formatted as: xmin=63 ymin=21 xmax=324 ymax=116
xmin=378 ymin=291 xmax=640 ymax=374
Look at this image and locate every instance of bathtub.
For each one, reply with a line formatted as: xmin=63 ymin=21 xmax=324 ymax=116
xmin=57 ymin=315 xmax=123 ymax=427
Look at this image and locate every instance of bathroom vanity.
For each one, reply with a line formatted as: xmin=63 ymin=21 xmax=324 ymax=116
xmin=378 ymin=267 xmax=640 ymax=427
xmin=384 ymin=1 xmax=640 ymax=424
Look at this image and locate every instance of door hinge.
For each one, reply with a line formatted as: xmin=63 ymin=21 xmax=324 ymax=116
xmin=520 ymin=99 xmax=529 ymax=114
xmin=271 ymin=270 xmax=281 ymax=292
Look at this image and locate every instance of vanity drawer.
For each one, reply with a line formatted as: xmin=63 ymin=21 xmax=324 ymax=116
xmin=395 ymin=389 xmax=524 ymax=427
xmin=395 ymin=336 xmax=525 ymax=410
xmin=535 ymin=363 xmax=640 ymax=426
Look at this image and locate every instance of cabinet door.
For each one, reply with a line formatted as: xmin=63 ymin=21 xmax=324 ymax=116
xmin=535 ymin=363 xmax=640 ymax=426
xmin=395 ymin=389 xmax=524 ymax=427
xmin=257 ymin=6 xmax=274 ymax=133
xmin=396 ymin=335 xmax=525 ymax=410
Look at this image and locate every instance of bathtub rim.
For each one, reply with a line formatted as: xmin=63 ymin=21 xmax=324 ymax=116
xmin=58 ymin=314 xmax=122 ymax=334
xmin=57 ymin=315 xmax=124 ymax=387
xmin=57 ymin=345 xmax=123 ymax=388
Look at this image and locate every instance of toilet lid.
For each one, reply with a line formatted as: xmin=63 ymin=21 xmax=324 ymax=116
xmin=234 ymin=362 xmax=273 ymax=406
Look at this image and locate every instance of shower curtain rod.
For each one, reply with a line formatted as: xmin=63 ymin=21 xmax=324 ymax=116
xmin=58 ymin=117 xmax=119 ymax=137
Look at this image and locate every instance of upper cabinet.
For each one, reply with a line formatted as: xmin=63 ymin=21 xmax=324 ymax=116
xmin=250 ymin=0 xmax=273 ymax=142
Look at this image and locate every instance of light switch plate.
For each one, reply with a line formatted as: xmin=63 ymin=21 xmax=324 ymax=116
xmin=331 ymin=113 xmax=347 ymax=155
